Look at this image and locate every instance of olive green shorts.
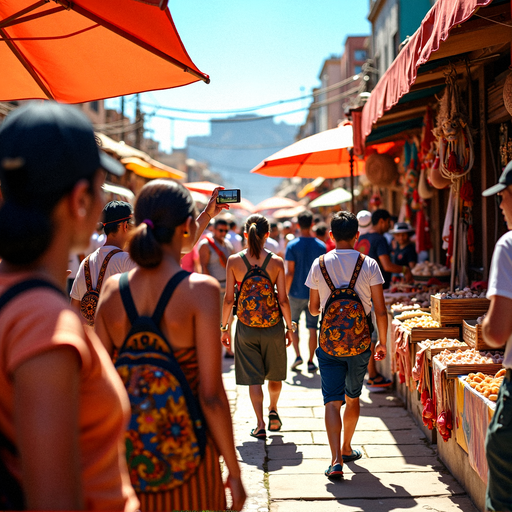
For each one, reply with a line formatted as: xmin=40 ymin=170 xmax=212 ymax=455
xmin=234 ymin=318 xmax=287 ymax=385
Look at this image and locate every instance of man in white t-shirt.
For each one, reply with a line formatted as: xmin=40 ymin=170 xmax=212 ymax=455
xmin=481 ymin=161 xmax=512 ymax=512
xmin=306 ymin=211 xmax=388 ymax=479
xmin=70 ymin=201 xmax=136 ymax=321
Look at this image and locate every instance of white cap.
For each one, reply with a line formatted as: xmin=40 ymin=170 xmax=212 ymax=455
xmin=357 ymin=210 xmax=372 ymax=235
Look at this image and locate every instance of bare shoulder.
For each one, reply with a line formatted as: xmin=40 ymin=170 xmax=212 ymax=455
xmin=187 ymin=272 xmax=220 ymax=292
xmin=269 ymin=253 xmax=285 ymax=269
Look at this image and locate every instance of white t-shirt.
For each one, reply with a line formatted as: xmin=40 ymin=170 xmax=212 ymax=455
xmin=264 ymin=237 xmax=280 ymax=253
xmin=70 ymin=245 xmax=137 ymax=300
xmin=487 ymin=230 xmax=512 ymax=369
xmin=226 ymin=230 xmax=243 ymax=253
xmin=305 ymin=249 xmax=384 ymax=315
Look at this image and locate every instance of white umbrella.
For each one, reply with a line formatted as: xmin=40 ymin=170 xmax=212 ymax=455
xmin=309 ymin=187 xmax=352 ymax=209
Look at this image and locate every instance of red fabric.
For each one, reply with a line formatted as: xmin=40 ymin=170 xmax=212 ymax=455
xmin=360 ymin=0 xmax=493 ymax=144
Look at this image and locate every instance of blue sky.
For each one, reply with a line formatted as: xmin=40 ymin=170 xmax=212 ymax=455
xmin=106 ymin=1 xmax=371 ymax=152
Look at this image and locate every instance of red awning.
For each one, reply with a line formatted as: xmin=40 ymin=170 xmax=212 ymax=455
xmin=359 ymin=0 xmax=494 ymax=147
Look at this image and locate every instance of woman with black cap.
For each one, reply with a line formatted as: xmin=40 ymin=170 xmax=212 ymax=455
xmin=0 ymin=102 xmax=139 ymax=511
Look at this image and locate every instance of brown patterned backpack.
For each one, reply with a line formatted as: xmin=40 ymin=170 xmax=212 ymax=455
xmin=80 ymin=249 xmax=121 ymax=326
xmin=318 ymin=253 xmax=371 ymax=357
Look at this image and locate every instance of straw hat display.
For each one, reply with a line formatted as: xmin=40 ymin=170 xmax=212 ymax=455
xmin=365 ymin=153 xmax=399 ymax=186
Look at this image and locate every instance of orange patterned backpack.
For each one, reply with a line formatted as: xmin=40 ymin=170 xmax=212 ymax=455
xmin=318 ymin=253 xmax=371 ymax=357
xmin=80 ymin=249 xmax=121 ymax=326
xmin=236 ymin=251 xmax=281 ymax=328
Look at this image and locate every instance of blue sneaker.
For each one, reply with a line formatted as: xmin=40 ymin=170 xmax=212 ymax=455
xmin=291 ymin=356 xmax=303 ymax=371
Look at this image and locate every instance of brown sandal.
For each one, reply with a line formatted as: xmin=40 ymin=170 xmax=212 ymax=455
xmin=268 ymin=410 xmax=282 ymax=431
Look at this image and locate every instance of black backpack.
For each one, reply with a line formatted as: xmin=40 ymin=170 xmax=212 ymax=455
xmin=0 ymin=279 xmax=64 ymax=510
xmin=318 ymin=253 xmax=372 ymax=357
xmin=115 ymin=270 xmax=207 ymax=492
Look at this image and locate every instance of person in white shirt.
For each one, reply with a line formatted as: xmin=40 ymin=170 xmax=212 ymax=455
xmin=481 ymin=161 xmax=512 ymax=512
xmin=70 ymin=201 xmax=137 ymax=319
xmin=306 ymin=211 xmax=388 ymax=479
xmin=226 ymin=219 xmax=243 ymax=253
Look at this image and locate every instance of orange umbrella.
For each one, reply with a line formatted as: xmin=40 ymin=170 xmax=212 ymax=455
xmin=0 ymin=1 xmax=209 ymax=103
xmin=184 ymin=181 xmax=222 ymax=194
xmin=272 ymin=205 xmax=306 ymax=219
xmin=250 ymin=123 xmax=364 ymax=179
xmin=230 ymin=197 xmax=255 ymax=213
xmin=253 ymin=197 xmax=299 ymax=213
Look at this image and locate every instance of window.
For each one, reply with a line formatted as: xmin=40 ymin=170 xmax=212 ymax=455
xmin=90 ymin=101 xmax=99 ymax=113
xmin=354 ymin=65 xmax=362 ymax=74
xmin=354 ymin=50 xmax=367 ymax=61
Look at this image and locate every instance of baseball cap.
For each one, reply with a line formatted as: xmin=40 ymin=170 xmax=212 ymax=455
xmin=102 ymin=200 xmax=133 ymax=226
xmin=0 ymin=101 xmax=125 ymax=208
xmin=482 ymin=160 xmax=512 ymax=196
xmin=357 ymin=210 xmax=372 ymax=235
xmin=390 ymin=222 xmax=414 ymax=234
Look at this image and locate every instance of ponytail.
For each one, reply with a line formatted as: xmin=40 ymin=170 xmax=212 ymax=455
xmin=245 ymin=214 xmax=269 ymax=258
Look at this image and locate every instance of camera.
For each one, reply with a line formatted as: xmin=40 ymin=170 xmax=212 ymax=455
xmin=216 ymin=189 xmax=241 ymax=204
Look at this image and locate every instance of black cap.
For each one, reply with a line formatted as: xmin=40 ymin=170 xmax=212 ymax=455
xmin=482 ymin=160 xmax=512 ymax=197
xmin=102 ymin=200 xmax=133 ymax=226
xmin=0 ymin=102 xmax=125 ymax=208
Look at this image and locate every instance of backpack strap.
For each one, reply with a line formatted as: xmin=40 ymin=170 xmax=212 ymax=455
xmin=0 ymin=279 xmax=64 ymax=313
xmin=348 ymin=253 xmax=365 ymax=290
xmin=240 ymin=250 xmax=252 ymax=271
xmin=206 ymin=236 xmax=228 ymax=268
xmin=152 ymin=271 xmax=190 ymax=324
xmin=260 ymin=251 xmax=273 ymax=271
xmin=119 ymin=271 xmax=190 ymax=326
xmin=319 ymin=254 xmax=336 ymax=292
xmin=84 ymin=255 xmax=93 ymax=293
xmin=95 ymin=249 xmax=122 ymax=293
xmin=119 ymin=272 xmax=138 ymax=324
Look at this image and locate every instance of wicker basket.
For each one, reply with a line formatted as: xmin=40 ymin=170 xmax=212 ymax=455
xmin=365 ymin=153 xmax=398 ymax=186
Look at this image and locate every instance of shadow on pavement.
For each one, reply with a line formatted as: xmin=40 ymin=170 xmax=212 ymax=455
xmin=265 ymin=436 xmax=304 ymax=471
xmin=325 ymin=463 xmax=414 ymax=508
xmin=288 ymin=370 xmax=322 ymax=389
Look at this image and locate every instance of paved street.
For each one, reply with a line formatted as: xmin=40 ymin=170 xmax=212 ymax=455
xmin=222 ymin=322 xmax=480 ymax=512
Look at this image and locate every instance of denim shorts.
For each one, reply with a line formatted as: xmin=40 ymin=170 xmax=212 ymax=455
xmin=289 ymin=296 xmax=318 ymax=329
xmin=485 ymin=370 xmax=512 ymax=512
xmin=316 ymin=346 xmax=371 ymax=405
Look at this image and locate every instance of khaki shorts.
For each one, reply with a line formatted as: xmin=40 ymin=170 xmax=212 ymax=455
xmin=234 ymin=318 xmax=287 ymax=385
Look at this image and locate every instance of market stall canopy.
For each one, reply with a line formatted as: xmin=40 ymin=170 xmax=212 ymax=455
xmin=96 ymin=132 xmax=150 ymax=160
xmin=121 ymin=156 xmax=185 ymax=180
xmin=298 ymin=177 xmax=325 ymax=199
xmin=355 ymin=0 xmax=502 ymax=149
xmin=253 ymin=196 xmax=300 ymax=213
xmin=0 ymin=0 xmax=209 ymax=103
xmin=251 ymin=123 xmax=364 ymax=179
xmin=102 ymin=182 xmax=135 ymax=202
xmin=308 ymin=187 xmax=352 ymax=209
xmin=230 ymin=197 xmax=255 ymax=213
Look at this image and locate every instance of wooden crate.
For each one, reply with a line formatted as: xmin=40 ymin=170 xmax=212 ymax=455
xmin=442 ymin=362 xmax=503 ymax=379
xmin=419 ymin=341 xmax=470 ymax=360
xmin=463 ymin=319 xmax=493 ymax=350
xmin=431 ymin=296 xmax=490 ymax=326
xmin=406 ymin=325 xmax=460 ymax=344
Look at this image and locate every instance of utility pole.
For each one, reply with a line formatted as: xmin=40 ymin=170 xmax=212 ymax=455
xmin=135 ymin=93 xmax=143 ymax=149
xmin=120 ymin=96 xmax=125 ymax=142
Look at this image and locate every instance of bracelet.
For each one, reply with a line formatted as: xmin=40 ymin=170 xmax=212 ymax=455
xmin=220 ymin=324 xmax=229 ymax=332
xmin=402 ymin=266 xmax=407 ymax=274
xmin=286 ymin=321 xmax=297 ymax=333
xmin=203 ymin=210 xmax=212 ymax=221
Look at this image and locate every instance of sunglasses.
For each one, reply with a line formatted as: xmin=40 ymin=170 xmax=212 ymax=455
xmin=217 ymin=229 xmax=228 ymax=233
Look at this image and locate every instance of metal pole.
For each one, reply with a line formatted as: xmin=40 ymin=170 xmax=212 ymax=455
xmin=120 ymin=96 xmax=125 ymax=142
xmin=450 ymin=180 xmax=460 ymax=292
xmin=349 ymin=147 xmax=355 ymax=212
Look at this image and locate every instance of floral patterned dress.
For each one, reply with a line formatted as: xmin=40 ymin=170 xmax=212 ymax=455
xmin=136 ymin=347 xmax=226 ymax=512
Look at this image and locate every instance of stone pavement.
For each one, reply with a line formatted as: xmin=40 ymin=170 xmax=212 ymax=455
xmin=221 ymin=323 xmax=480 ymax=512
